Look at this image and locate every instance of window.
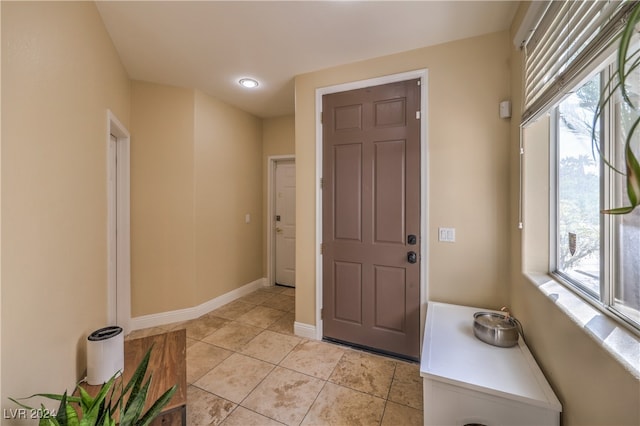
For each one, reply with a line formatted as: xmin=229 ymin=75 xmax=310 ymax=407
xmin=555 ymin=74 xmax=601 ymax=296
xmin=552 ymin=62 xmax=640 ymax=330
xmin=522 ymin=1 xmax=631 ymax=125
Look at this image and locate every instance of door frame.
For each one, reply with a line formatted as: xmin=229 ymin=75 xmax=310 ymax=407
xmin=315 ymin=69 xmax=429 ymax=344
xmin=267 ymin=155 xmax=296 ymax=287
xmin=107 ymin=110 xmax=131 ymax=334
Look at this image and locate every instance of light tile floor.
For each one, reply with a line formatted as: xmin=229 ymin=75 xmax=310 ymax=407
xmin=127 ymin=285 xmax=423 ymax=426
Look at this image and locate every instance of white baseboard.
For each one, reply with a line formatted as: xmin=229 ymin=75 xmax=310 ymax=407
xmin=130 ymin=277 xmax=268 ymax=331
xmin=294 ymin=321 xmax=318 ymax=340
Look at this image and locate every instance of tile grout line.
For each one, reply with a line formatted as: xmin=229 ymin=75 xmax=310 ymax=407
xmin=190 ymin=317 xmax=282 ymax=425
xmin=142 ymin=287 xmax=423 ymax=424
xmin=377 ymin=362 xmax=399 ymax=425
xmin=298 ymin=377 xmax=330 ymax=426
xmin=237 ymin=334 xmax=331 ymax=426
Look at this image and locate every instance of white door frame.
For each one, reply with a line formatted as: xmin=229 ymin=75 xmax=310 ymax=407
xmin=315 ymin=69 xmax=430 ymax=342
xmin=267 ymin=155 xmax=296 ymax=287
xmin=107 ymin=110 xmax=131 ymax=334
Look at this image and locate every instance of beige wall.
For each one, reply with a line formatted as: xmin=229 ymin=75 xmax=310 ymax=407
xmin=1 ymin=0 xmax=130 ymax=411
xmin=508 ymin=4 xmax=640 ymax=425
xmin=130 ymin=83 xmax=263 ymax=316
xmin=194 ymin=91 xmax=263 ymax=302
xmin=262 ymin=115 xmax=295 ymax=275
xmin=294 ymin=31 xmax=512 ymax=325
xmin=130 ymin=81 xmax=196 ymax=316
xmin=263 ymin=115 xmax=295 ymax=157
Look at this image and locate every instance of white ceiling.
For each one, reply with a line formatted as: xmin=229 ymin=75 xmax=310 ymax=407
xmin=96 ymin=1 xmax=518 ymax=118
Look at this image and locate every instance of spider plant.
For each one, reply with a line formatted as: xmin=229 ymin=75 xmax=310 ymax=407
xmin=8 ymin=346 xmax=176 ymax=426
xmin=593 ymin=1 xmax=640 ymax=214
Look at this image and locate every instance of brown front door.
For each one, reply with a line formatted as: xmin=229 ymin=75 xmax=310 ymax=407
xmin=322 ymin=79 xmax=421 ymax=360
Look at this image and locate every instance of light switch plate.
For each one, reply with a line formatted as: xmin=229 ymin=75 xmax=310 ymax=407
xmin=438 ymin=227 xmax=455 ymax=242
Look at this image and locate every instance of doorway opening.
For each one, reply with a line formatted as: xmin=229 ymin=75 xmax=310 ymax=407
xmin=267 ymin=156 xmax=296 ymax=288
xmin=107 ymin=110 xmax=131 ymax=334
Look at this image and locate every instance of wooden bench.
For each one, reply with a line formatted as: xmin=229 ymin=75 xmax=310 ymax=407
xmin=82 ymin=329 xmax=187 ymax=425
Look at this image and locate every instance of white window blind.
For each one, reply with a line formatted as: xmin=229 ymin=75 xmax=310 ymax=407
xmin=522 ymin=0 xmax=632 ymax=125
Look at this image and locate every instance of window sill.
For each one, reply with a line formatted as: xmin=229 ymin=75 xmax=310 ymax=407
xmin=524 ymin=272 xmax=640 ymax=379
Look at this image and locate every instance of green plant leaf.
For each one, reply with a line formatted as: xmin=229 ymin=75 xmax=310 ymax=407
xmin=119 ymin=379 xmax=151 ymax=426
xmin=39 ymin=418 xmax=61 ymax=426
xmin=86 ymin=380 xmax=113 ymax=414
xmin=624 ymin=136 xmax=640 ymax=206
xmin=602 ymin=205 xmax=636 ymax=214
xmin=65 ymin=404 xmax=80 ymax=426
xmin=592 ymin=52 xmax=640 ymax=175
xmin=9 ymin=393 xmax=82 ymax=406
xmin=9 ymin=393 xmax=76 ymax=426
xmin=620 ymin=113 xmax=640 ymax=206
xmin=599 ymin=115 xmax=640 ymax=215
xmin=98 ymin=413 xmax=111 ymax=426
xmin=617 ymin=3 xmax=640 ymax=108
xmin=121 ymin=345 xmax=153 ymax=414
xmin=593 ymin=6 xmax=640 ymax=216
xmin=54 ymin=393 xmax=68 ymax=425
xmin=8 ymin=396 xmax=37 ymax=411
xmin=78 ymin=376 xmax=116 ymax=426
xmin=592 ymin=73 xmax=621 ymax=172
xmin=100 ymin=412 xmax=116 ymax=426
xmin=135 ymin=385 xmax=177 ymax=426
xmin=9 ymin=346 xmax=176 ymax=426
xmin=76 ymin=386 xmax=94 ymax=412
xmin=96 ymin=403 xmax=113 ymax=426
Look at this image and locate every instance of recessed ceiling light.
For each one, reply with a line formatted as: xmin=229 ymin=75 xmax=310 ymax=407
xmin=239 ymin=78 xmax=259 ymax=88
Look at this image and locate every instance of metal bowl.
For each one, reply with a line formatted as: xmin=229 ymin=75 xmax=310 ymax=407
xmin=473 ymin=312 xmax=520 ymax=348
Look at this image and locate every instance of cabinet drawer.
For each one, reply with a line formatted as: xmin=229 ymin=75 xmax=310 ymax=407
xmin=424 ymin=380 xmax=559 ymax=426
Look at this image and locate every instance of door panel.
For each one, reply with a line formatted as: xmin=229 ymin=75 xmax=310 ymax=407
xmin=334 ymin=143 xmax=363 ymax=241
xmin=374 ymin=98 xmax=406 ymax=127
xmin=374 ymin=265 xmax=406 ymax=332
xmin=322 ymin=79 xmax=421 ymax=360
xmin=374 ymin=140 xmax=406 ymax=244
xmin=335 ymin=104 xmax=363 ymax=131
xmin=334 ymin=261 xmax=363 ymax=324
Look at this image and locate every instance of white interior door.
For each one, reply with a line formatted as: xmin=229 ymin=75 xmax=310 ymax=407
xmin=275 ymin=160 xmax=296 ymax=287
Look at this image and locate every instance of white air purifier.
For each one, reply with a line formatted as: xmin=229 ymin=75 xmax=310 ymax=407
xmin=86 ymin=326 xmax=124 ymax=385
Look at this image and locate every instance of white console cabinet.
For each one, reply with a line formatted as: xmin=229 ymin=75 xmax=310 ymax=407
xmin=420 ymin=302 xmax=562 ymax=426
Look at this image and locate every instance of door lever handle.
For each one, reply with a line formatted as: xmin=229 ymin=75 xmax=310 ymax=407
xmin=276 ymin=227 xmax=283 ymax=234
xmin=407 ymin=251 xmax=417 ymax=264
